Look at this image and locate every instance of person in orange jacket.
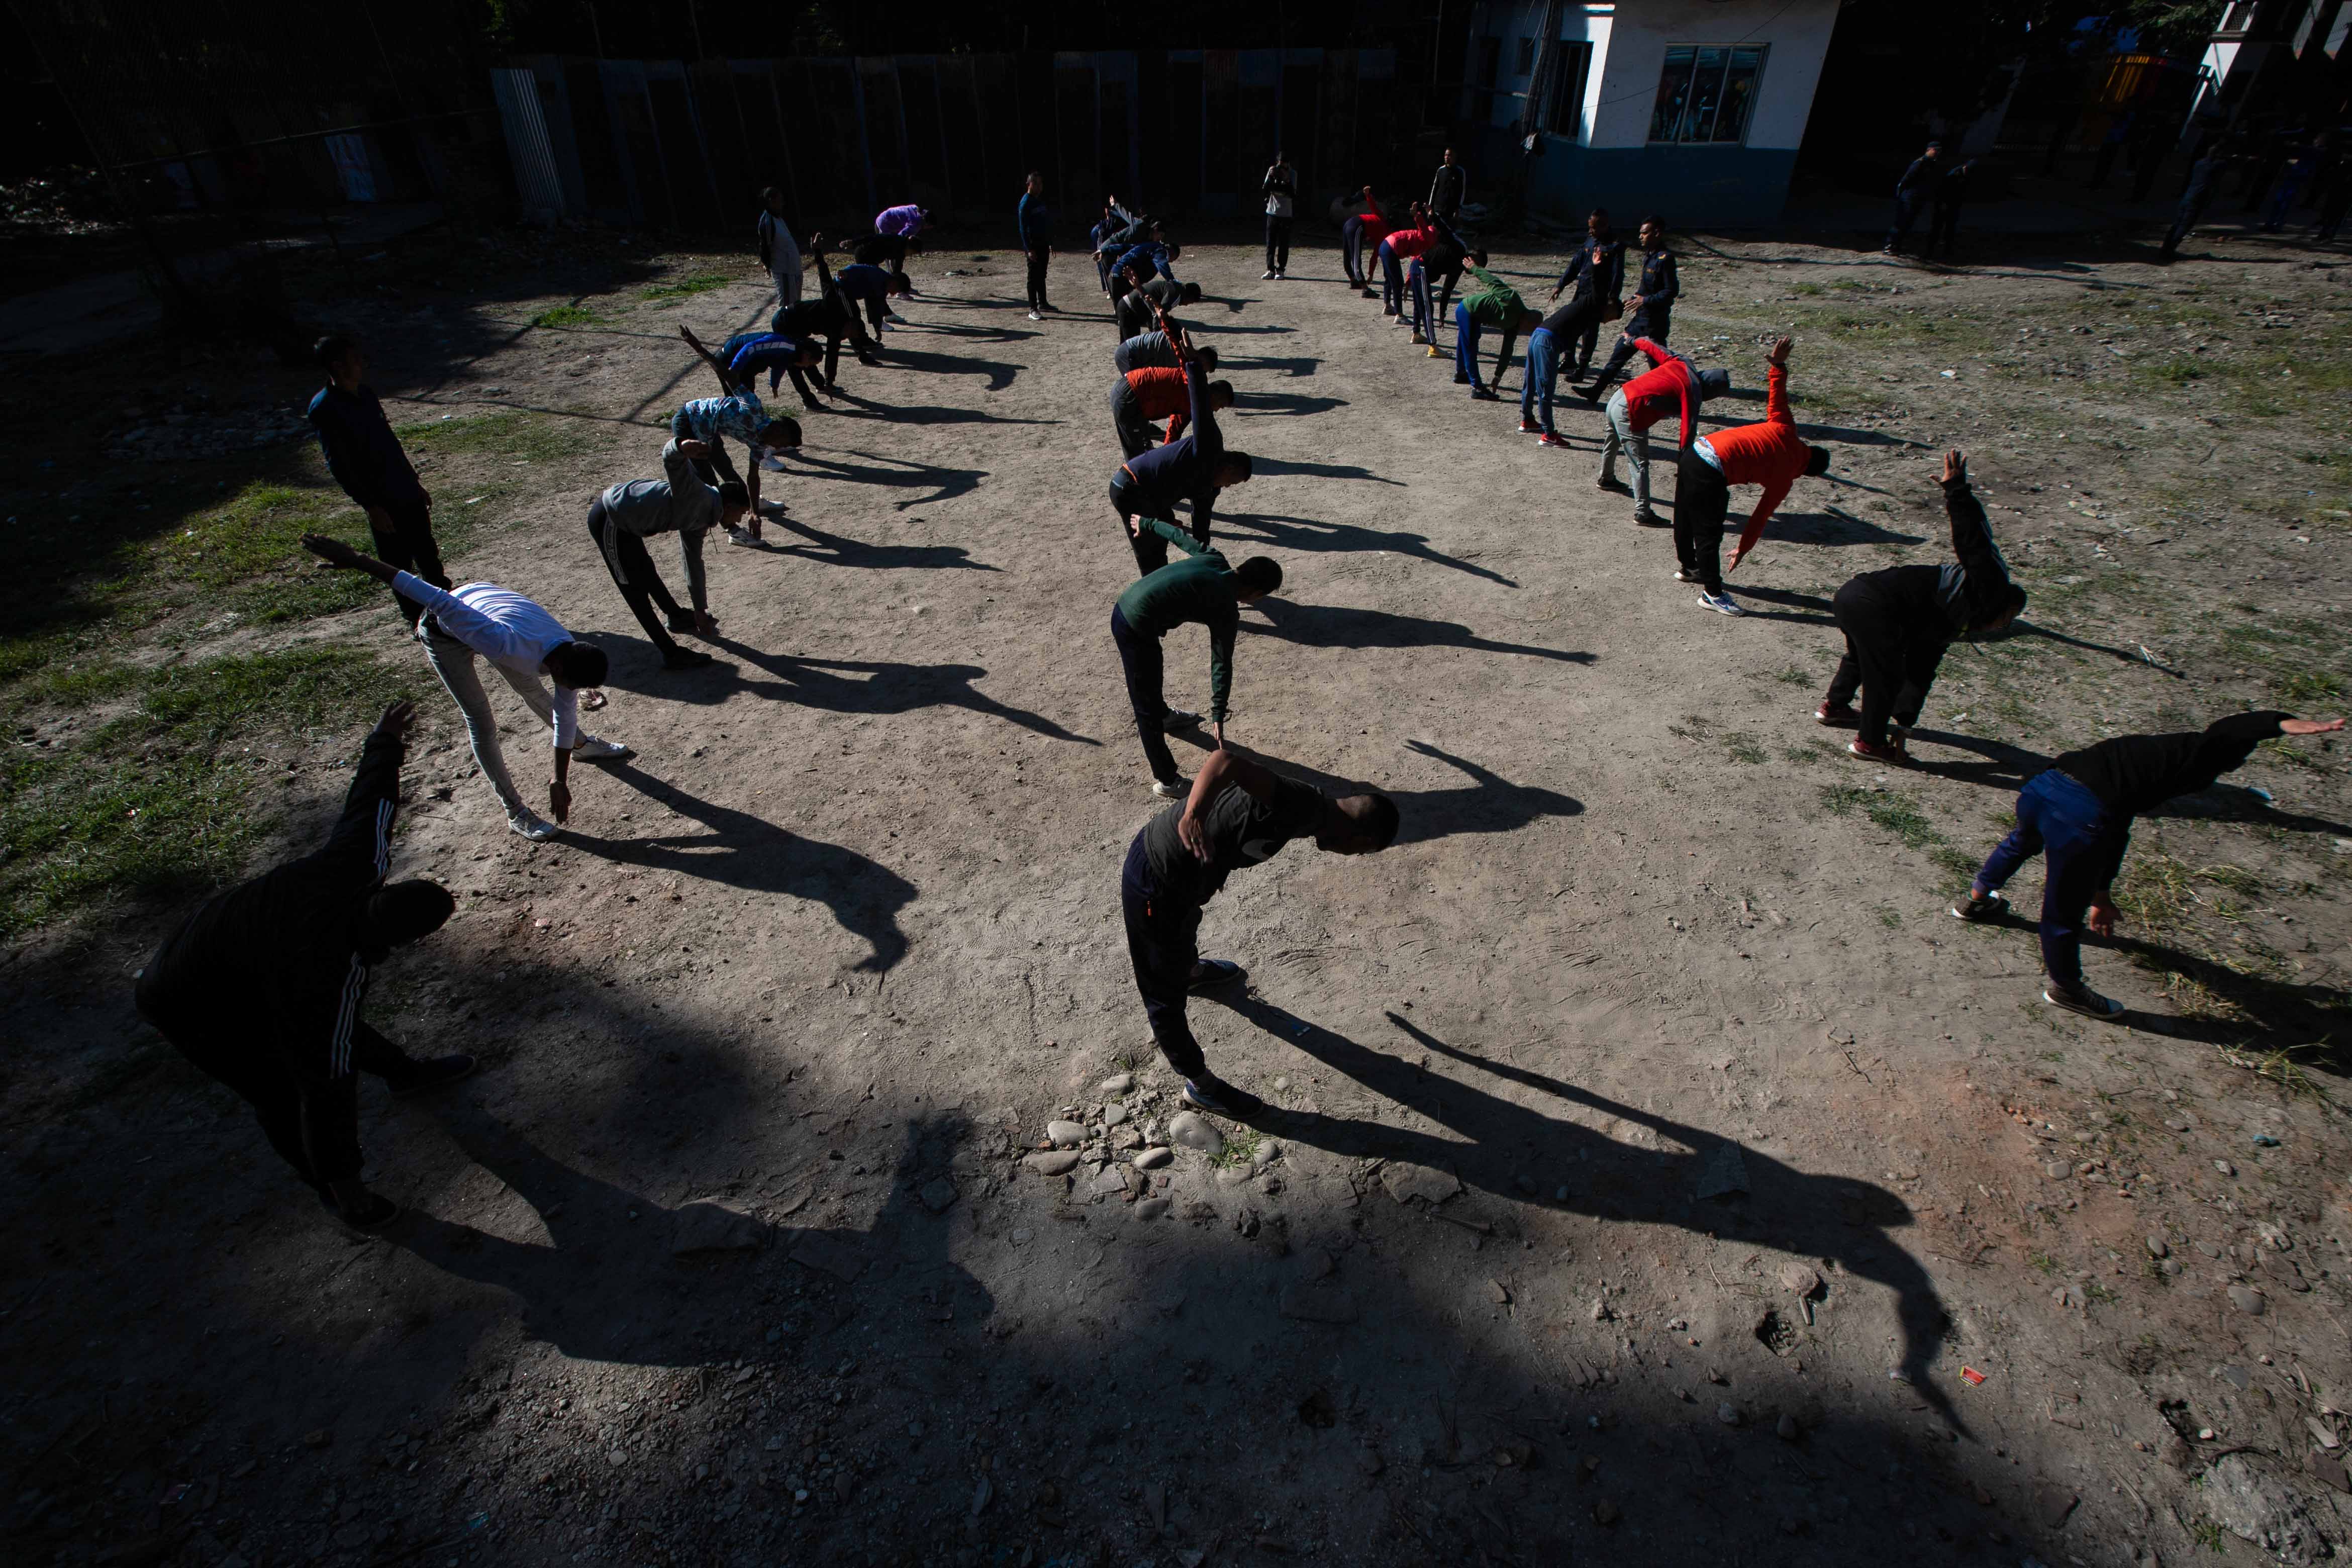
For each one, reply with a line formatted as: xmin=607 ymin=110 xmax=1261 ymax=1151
xmin=1674 ymin=335 xmax=1830 ymax=616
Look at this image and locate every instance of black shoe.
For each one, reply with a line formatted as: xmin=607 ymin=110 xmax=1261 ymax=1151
xmin=390 ymin=1053 xmax=478 ymax=1097
xmin=2043 ymin=981 xmax=2124 ymax=1021
xmin=1182 ymin=1077 xmax=1265 ymax=1118
xmin=1949 ymin=892 xmax=2007 ymax=923
xmin=662 ymin=649 xmax=717 ymax=670
xmin=321 ymin=1188 xmax=403 ymax=1231
xmin=1187 ymin=958 xmax=1245 ymax=993
xmin=1451 ymin=372 xmax=1472 ymax=384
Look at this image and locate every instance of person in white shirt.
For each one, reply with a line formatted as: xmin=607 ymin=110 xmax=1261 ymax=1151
xmin=758 ymin=187 xmax=803 ymax=308
xmin=301 ymin=533 xmax=629 ymax=840
xmin=1261 ymin=154 xmax=1297 ymax=280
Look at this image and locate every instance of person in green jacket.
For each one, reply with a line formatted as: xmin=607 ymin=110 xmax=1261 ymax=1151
xmin=1452 ymin=257 xmax=1541 ymax=402
xmin=1110 ymin=519 xmax=1283 ymax=797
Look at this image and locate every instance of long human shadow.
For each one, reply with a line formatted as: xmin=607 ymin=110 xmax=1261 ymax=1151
xmin=567 ymin=762 xmax=913 ymax=971
xmin=1242 ymin=599 xmax=1592 ymax=664
xmin=790 ymin=448 xmax=986 ymax=509
xmin=1219 ymin=512 xmax=1516 ymax=586
xmin=1215 ymin=353 xmax=1320 ymax=379
xmin=1187 ymin=321 xmax=1297 ymax=336
xmin=2100 ymin=936 xmax=2352 ymax=1061
xmin=1201 ymin=1002 xmax=1960 ymax=1424
xmin=2014 ymin=621 xmax=2188 ymax=680
xmin=1764 ymin=505 xmax=1923 ymax=547
xmin=823 ymin=397 xmax=1057 ymax=429
xmin=1249 ymin=456 xmax=1406 ymax=486
xmin=390 ymin=1100 xmax=988 ymax=1366
xmin=1899 ymin=728 xmax=2052 ymax=791
xmin=749 ymin=513 xmax=1001 ymax=572
xmin=1795 ymin=422 xmax=1933 ymax=450
xmin=1713 ymin=582 xmax=1835 ymax=626
xmin=1225 ymin=738 xmax=1582 ymax=847
xmin=695 ymin=635 xmax=1099 ymax=747
xmin=1232 ymin=391 xmax=1349 ymax=418
xmin=868 ymin=344 xmax=1022 ymax=393
xmin=893 ymin=315 xmax=1038 ymax=348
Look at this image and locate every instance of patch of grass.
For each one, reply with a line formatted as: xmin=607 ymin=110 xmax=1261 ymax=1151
xmin=1930 ymin=846 xmax=1981 ymax=888
xmin=1209 ymin=1126 xmax=1263 ymax=1171
xmin=1791 ymin=282 xmax=1823 ymax=297
xmin=1874 ymin=904 xmax=1902 ymax=930
xmin=1773 ymin=664 xmax=1812 ymax=687
xmin=2188 ymin=1517 xmax=2224 ymax=1553
xmin=2028 ymin=1251 xmax=2059 ymax=1276
xmin=530 ymin=304 xmax=608 ymax=329
xmin=639 ymin=271 xmax=733 ymax=301
xmin=1819 ymin=785 xmax=1943 ymax=849
xmin=1724 ymin=734 xmax=1767 ymax=765
xmin=2115 ymin=853 xmax=2193 ymax=930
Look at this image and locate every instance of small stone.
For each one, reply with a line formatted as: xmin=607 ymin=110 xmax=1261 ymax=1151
xmin=1972 ymin=1483 xmax=1994 ymax=1506
xmin=1593 ymin=1499 xmax=1619 ymax=1526
xmin=607 ymin=1447 xmax=627 ymax=1466
xmin=1251 ymin=1139 xmax=1282 ymax=1168
xmin=2314 ymin=1452 xmax=2351 ymax=1495
xmin=1098 ymin=1073 xmax=1134 ymax=1095
xmin=1554 ymin=1185 xmax=1571 ymax=1202
xmin=2229 ymin=1285 xmax=2269 ymax=1316
xmin=2145 ymin=1235 xmax=2169 ymax=1258
xmin=1693 ymin=1144 xmax=1748 ymax=1201
xmin=1046 ymin=1120 xmax=1087 ymax=1148
xmin=1489 ymin=1279 xmax=1511 ymax=1305
xmin=2162 ymin=1258 xmax=2182 ymax=1276
xmin=2035 ymin=1486 xmax=2078 ymax=1529
xmin=1590 ymin=1297 xmax=1611 ymax=1323
xmin=1717 ymin=1402 xmax=1742 ymax=1427
xmin=1778 ymin=1263 xmax=1820 ymax=1296
xmin=1776 ymin=1413 xmax=1798 ymax=1441
xmin=2215 ymin=1160 xmax=2236 ymax=1177
xmin=1379 ymin=1161 xmax=1461 ymax=1205
xmin=969 ymin=1475 xmax=993 ymax=1517
xmin=1134 ymin=1146 xmax=1173 ymax=1170
xmin=1103 ymin=1102 xmax=1130 ymax=1126
xmin=1026 ymin=1150 xmax=1081 ymax=1177
xmin=919 ymin=1178 xmax=957 ymax=1214
xmin=671 ymin=1200 xmax=763 ymax=1255
xmin=303 ymin=1429 xmax=332 ymax=1449
xmin=1168 ymin=1112 xmax=1224 ymax=1154
xmin=2043 ymin=1159 xmax=2074 ymax=1180
xmin=1272 ymin=1075 xmax=1290 ymax=1092
xmin=2308 ymin=1417 xmax=2339 ymax=1451
xmin=1090 ymin=1165 xmax=1129 ymax=1196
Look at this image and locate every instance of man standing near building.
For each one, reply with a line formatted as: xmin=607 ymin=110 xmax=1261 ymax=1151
xmin=1885 ymin=140 xmax=1943 ymax=255
xmin=1120 ymin=748 xmax=1398 ymax=1116
xmin=757 ymin=186 xmax=803 ymax=308
xmin=1429 ymin=147 xmax=1466 ymax=225
xmin=1580 ymin=216 xmax=1678 ymax=402
xmin=134 ymin=699 xmax=471 ymax=1232
xmin=1594 ymin=337 xmax=1730 ymax=521
xmin=1262 ymin=152 xmax=1298 ymax=280
xmin=2163 ymin=139 xmax=2233 ymax=258
xmin=299 ymin=533 xmax=629 ymax=841
xmin=1678 ymin=335 xmax=1831 ymax=617
xmin=1548 ymin=209 xmax=1623 ymax=378
xmin=1019 ymin=171 xmax=1055 ymax=321
xmin=308 ymin=335 xmax=447 ymax=629
xmin=588 ymin=437 xmax=742 ymax=673
xmin=1110 ymin=524 xmax=1283 ymax=800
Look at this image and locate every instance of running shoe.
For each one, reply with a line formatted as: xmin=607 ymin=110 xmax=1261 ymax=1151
xmin=1469 ymin=386 xmax=1499 ymax=402
xmin=2043 ymin=981 xmax=2125 ymax=1021
xmin=326 ymin=1190 xmax=403 ymax=1231
xmin=1160 ymin=708 xmax=1202 ymax=733
xmin=1426 ymin=346 xmax=1441 ymax=357
xmin=1187 ymin=959 xmax=1245 ymax=992
xmin=1260 ymin=269 xmax=1276 ymax=280
xmin=1518 ymin=418 xmax=1541 ymax=434
xmin=1633 ymin=509 xmax=1665 ymax=527
xmin=1538 ymin=433 xmax=1570 ymax=448
xmin=1151 ymin=777 xmax=1187 ymax=801
xmin=1182 ymin=1077 xmax=1266 ymax=1118
xmin=1846 ymin=736 xmax=1910 ymax=765
xmin=571 ymin=736 xmax=634 ymax=763
xmin=1411 ymin=333 xmax=1429 ymax=345
xmin=509 ymin=810 xmax=559 ymax=841
xmin=724 ymin=524 xmax=757 ymax=547
xmin=885 ymin=311 xmax=909 ymax=325
xmin=1814 ymin=701 xmax=1860 ymax=729
xmin=1027 ymin=310 xmax=1042 ymax=322
xmin=1696 ymin=590 xmax=1746 ymax=617
xmin=1949 ymin=892 xmax=2008 ymax=923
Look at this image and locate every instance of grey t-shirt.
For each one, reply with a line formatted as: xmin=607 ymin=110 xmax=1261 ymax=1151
xmin=1141 ymin=775 xmax=1327 ymax=907
xmin=596 ymin=438 xmax=719 ymax=610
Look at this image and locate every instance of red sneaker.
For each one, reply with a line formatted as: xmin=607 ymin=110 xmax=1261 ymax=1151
xmin=1847 ymin=736 xmax=1911 ymax=765
xmin=1537 ymin=433 xmax=1569 ymax=448
xmin=1814 ymin=701 xmax=1859 ymax=729
xmin=1518 ymin=418 xmax=1541 ymax=434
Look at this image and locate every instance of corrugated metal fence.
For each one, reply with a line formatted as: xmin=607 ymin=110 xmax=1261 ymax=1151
xmin=498 ymin=48 xmax=1423 ymax=234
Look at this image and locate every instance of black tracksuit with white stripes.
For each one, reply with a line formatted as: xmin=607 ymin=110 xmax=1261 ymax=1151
xmin=135 ymin=726 xmax=420 ymax=1191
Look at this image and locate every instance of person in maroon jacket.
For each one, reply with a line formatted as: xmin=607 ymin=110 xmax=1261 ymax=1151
xmin=1595 ymin=337 xmax=1730 ymax=525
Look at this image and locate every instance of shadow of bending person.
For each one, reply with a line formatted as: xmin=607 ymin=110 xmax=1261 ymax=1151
xmin=389 ymin=1100 xmax=992 ymax=1368
xmin=868 ymin=344 xmax=1023 ymax=393
xmin=705 ymin=637 xmax=1099 ymax=747
xmin=1221 ymin=512 xmax=1515 ymax=586
xmin=1232 ymin=391 xmax=1349 ymax=418
xmin=1221 ymin=739 xmax=1582 ymax=847
xmin=1250 ymin=456 xmax=1406 ymax=486
xmin=1198 ymin=1001 xmax=1961 ymax=1426
xmin=568 ymin=761 xmax=914 ymax=972
xmin=1243 ymin=600 xmax=1593 ymax=664
xmin=759 ymin=513 xmax=1002 ymax=573
xmin=791 ymin=448 xmax=987 ymax=509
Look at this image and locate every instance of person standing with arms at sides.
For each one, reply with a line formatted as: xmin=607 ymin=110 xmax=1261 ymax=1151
xmin=307 ymin=335 xmax=446 ymax=628
xmin=1110 ymin=522 xmax=1282 ymax=799
xmin=1122 ymin=748 xmax=1398 ymax=1116
xmin=1580 ymin=216 xmax=1678 ymax=401
xmin=135 ymin=699 xmax=472 ymax=1232
xmin=1429 ymin=147 xmax=1466 ymax=224
xmin=1548 ymin=209 xmax=1623 ymax=378
xmin=1452 ymin=254 xmax=1540 ymax=403
xmin=1954 ymin=712 xmax=2343 ymax=1021
xmin=757 ymin=187 xmax=803 ymax=308
xmin=1018 ymin=171 xmax=1055 ymax=320
xmin=1108 ymin=326 xmax=1251 ymax=573
xmin=589 ymin=437 xmax=741 ymax=672
xmin=299 ymin=534 xmax=628 ymax=841
xmin=1679 ymin=336 xmax=1830 ymax=617
xmin=1929 ymin=158 xmax=1975 ymax=260
xmin=1261 ymin=152 xmax=1297 ymax=279
xmin=1595 ymin=337 xmax=1730 ymax=523
xmin=1518 ymin=274 xmax=1617 ymax=443
xmin=1816 ymin=450 xmax=2024 ymax=764
xmin=1885 ymin=140 xmax=1942 ymax=254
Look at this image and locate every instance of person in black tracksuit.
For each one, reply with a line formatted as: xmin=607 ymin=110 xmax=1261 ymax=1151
xmin=1885 ymin=141 xmax=1944 ymax=254
xmin=1581 ymin=217 xmax=1678 ymax=401
xmin=307 ymin=336 xmax=448 ymax=628
xmin=1549 ymin=209 xmax=1624 ymax=377
xmin=133 ymin=702 xmax=471 ymax=1229
xmin=1815 ymin=450 xmax=2025 ymax=762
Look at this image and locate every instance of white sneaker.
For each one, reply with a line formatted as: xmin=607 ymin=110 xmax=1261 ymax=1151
xmin=1151 ymin=778 xmax=1187 ymax=801
xmin=885 ymin=311 xmax=908 ymax=325
xmin=509 ymin=810 xmax=558 ymax=841
xmin=572 ymin=736 xmax=633 ymax=763
xmin=1027 ymin=310 xmax=1043 ymax=321
xmin=724 ymin=524 xmax=756 ymax=547
xmin=1260 ymin=269 xmax=1276 ymax=280
xmin=1696 ymin=591 xmax=1747 ymax=617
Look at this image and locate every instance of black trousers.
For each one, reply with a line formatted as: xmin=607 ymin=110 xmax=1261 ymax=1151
xmin=1025 ymin=246 xmax=1051 ymax=310
xmin=1829 ymin=578 xmax=1951 ymax=745
xmin=368 ymin=497 xmax=446 ymax=628
xmin=1110 ymin=384 xmax=1157 ymax=461
xmin=1588 ymin=308 xmax=1670 ymax=399
xmin=1886 ymin=191 xmax=1923 ymax=248
xmin=1122 ymin=838 xmax=1208 ymax=1080
xmin=137 ymin=975 xmax=419 ymax=1191
xmin=1111 ymin=605 xmax=1182 ymax=785
xmin=773 ymin=299 xmax=863 ymax=390
xmin=587 ymin=500 xmax=686 ymax=658
xmin=1264 ymin=216 xmax=1293 ymax=272
xmin=1929 ymin=202 xmax=1963 ymax=256
xmin=858 ymin=234 xmax=910 ymax=271
xmin=1340 ymin=217 xmax=1367 ymax=286
xmin=1673 ymin=449 xmax=1731 ymax=594
xmin=1572 ymin=317 xmax=1601 ymax=375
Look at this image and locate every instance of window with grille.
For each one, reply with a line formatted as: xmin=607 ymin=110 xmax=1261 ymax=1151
xmin=1648 ymin=45 xmax=1768 ymax=145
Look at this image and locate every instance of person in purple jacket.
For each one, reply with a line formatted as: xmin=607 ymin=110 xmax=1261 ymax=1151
xmin=868 ymin=203 xmax=929 ymax=278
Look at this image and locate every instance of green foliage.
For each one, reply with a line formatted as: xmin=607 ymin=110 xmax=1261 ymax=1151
xmin=531 ymin=304 xmax=607 ymax=329
xmin=639 ymin=272 xmax=733 ymax=301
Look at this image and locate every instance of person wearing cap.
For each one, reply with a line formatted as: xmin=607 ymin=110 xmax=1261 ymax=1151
xmin=1885 ymin=141 xmax=1943 ymax=255
xmin=1594 ymin=337 xmax=1730 ymax=520
xmin=133 ymin=699 xmax=472 ymax=1231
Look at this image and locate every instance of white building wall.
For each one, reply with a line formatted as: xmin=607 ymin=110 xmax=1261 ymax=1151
xmin=1584 ymin=0 xmax=1841 ymax=150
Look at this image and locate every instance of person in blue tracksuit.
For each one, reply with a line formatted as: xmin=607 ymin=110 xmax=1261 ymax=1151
xmin=1019 ymin=172 xmax=1055 ymax=319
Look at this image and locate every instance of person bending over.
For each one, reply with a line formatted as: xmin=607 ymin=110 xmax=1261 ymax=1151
xmin=1453 ymin=258 xmax=1541 ymax=402
xmin=1677 ymin=335 xmax=1829 ymax=617
xmin=1817 ymin=450 xmax=2024 ymax=764
xmin=1122 ymin=749 xmax=1398 ymax=1115
xmin=1107 ymin=329 xmax=1250 ymax=573
xmin=1116 ymin=273 xmax=1202 ymax=339
xmin=591 ymin=437 xmax=743 ymax=672
xmin=1111 ymin=362 xmax=1235 ymax=461
xmin=300 ymin=533 xmax=628 ymax=840
xmin=135 ymin=700 xmax=471 ymax=1231
xmin=1954 ymin=712 xmax=2342 ymax=1020
xmin=664 ymin=346 xmax=801 ymax=544
xmin=1111 ymin=525 xmax=1281 ymax=798
xmin=1518 ymin=262 xmax=1619 ymax=441
xmin=1115 ymin=330 xmax=1219 ymax=376
xmin=1596 ymin=337 xmax=1730 ymax=521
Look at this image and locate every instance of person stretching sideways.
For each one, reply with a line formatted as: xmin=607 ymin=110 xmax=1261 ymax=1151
xmin=1677 ymin=335 xmax=1829 ymax=616
xmin=1111 ymin=523 xmax=1282 ymax=798
xmin=1107 ymin=327 xmax=1251 ymax=574
xmin=308 ymin=335 xmax=447 ymax=627
xmin=1954 ymin=712 xmax=2344 ymax=1020
xmin=1115 ymin=330 xmax=1219 ymax=376
xmin=1122 ymin=748 xmax=1399 ymax=1116
xmin=1581 ymin=216 xmax=1679 ymax=402
xmin=1596 ymin=338 xmax=1731 ymax=522
xmin=1112 ymin=360 xmax=1236 ymax=461
xmin=299 ymin=533 xmax=627 ymax=840
xmin=134 ymin=699 xmax=471 ymax=1231
xmin=590 ymin=437 xmax=742 ymax=672
xmin=1518 ymin=259 xmax=1619 ymax=442
xmin=1817 ymin=450 xmax=2024 ymax=763
xmin=1453 ymin=257 xmax=1541 ymax=403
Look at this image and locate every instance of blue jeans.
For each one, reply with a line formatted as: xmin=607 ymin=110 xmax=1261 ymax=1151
xmin=1520 ymin=328 xmax=1560 ymax=432
xmin=1454 ymin=302 xmax=1484 ymax=387
xmin=1408 ymin=259 xmax=1433 ymax=338
xmin=1379 ymin=241 xmax=1404 ymax=312
xmin=1972 ymin=770 xmax=2130 ymax=987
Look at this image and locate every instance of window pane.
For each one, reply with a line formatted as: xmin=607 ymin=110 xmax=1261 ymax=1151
xmin=1714 ymin=46 xmax=1766 ymax=143
xmin=1548 ymin=42 xmax=1590 ymax=137
xmin=1649 ymin=46 xmax=1696 ymax=143
xmin=1684 ymin=47 xmax=1729 ymax=143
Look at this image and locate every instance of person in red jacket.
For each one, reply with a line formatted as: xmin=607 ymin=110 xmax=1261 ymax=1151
xmin=1597 ymin=338 xmax=1730 ymax=525
xmin=1376 ymin=216 xmax=1438 ymax=319
xmin=1111 ymin=363 xmax=1236 ymax=460
xmin=1675 ymin=335 xmax=1828 ymax=615
xmin=1341 ymin=189 xmax=1389 ymax=292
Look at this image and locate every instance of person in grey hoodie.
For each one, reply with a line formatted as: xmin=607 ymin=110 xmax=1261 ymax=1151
xmin=587 ymin=438 xmax=746 ymax=671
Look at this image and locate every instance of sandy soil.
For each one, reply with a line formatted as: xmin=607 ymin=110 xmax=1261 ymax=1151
xmin=7 ymin=224 xmax=2352 ymax=1568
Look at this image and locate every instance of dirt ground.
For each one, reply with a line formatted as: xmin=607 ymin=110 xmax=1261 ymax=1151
xmin=6 ymin=218 xmax=2352 ymax=1568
